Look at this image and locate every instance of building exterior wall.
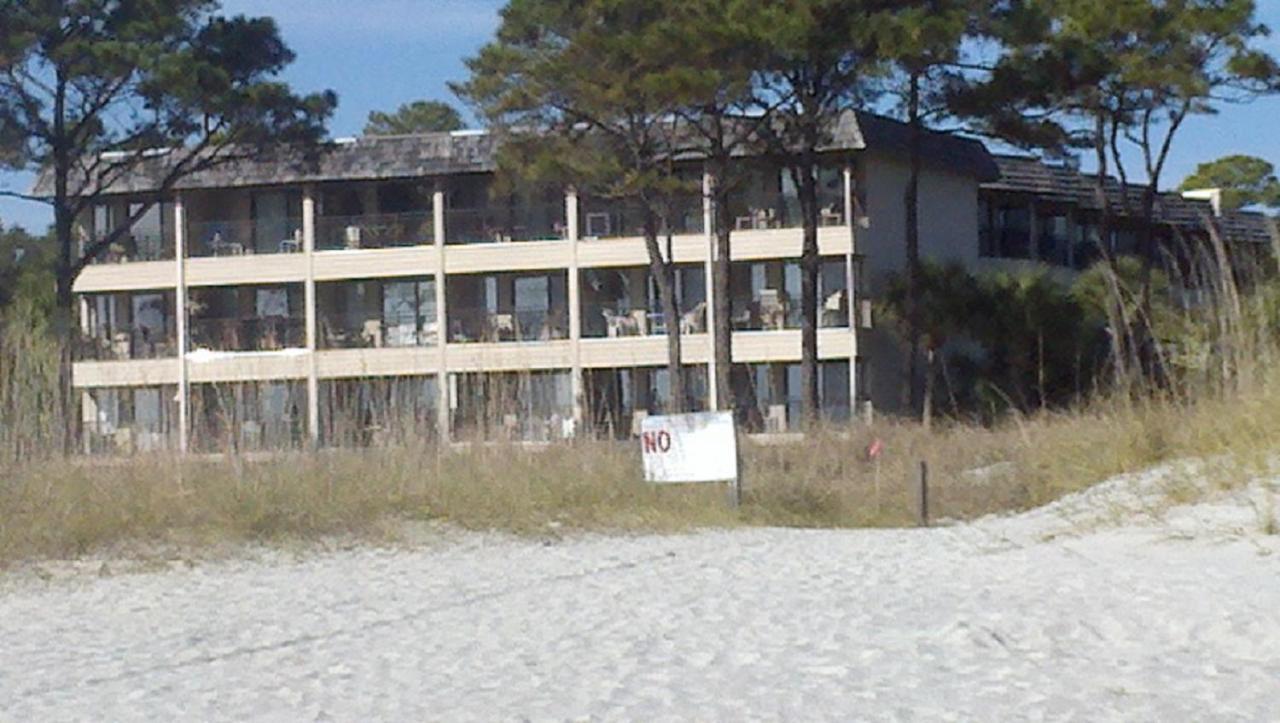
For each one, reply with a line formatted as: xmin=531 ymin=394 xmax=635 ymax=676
xmin=859 ymin=154 xmax=981 ymax=295
xmin=70 ymin=161 xmax=873 ymax=451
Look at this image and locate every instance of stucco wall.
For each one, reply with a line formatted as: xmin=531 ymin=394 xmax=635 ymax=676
xmin=858 ymin=154 xmax=980 ymax=295
xmin=857 ymin=153 xmax=982 ymax=414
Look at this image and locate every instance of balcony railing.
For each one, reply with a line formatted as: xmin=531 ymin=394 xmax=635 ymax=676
xmin=84 ymin=421 xmax=175 ymax=455
xmin=76 ymin=325 xmax=178 ymax=361
xmin=581 ymin=302 xmax=707 ymax=337
xmin=445 ymin=204 xmax=567 ymax=245
xmin=579 ymin=200 xmax=702 ymax=240
xmin=315 ymin=211 xmax=434 ymax=251
xmin=186 ymin=219 xmax=304 ymax=258
xmin=88 ymin=231 xmax=175 ymax=264
xmin=730 ymin=289 xmax=849 ymax=331
xmin=318 ymin=311 xmax=438 ymax=349
xmin=188 ymin=316 xmax=305 ymax=352
xmin=728 ymin=200 xmax=844 ymax=231
xmin=447 ymin=307 xmax=569 ymax=343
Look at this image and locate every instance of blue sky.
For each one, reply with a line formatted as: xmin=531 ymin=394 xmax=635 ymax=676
xmin=3 ymin=0 xmax=1280 ymax=232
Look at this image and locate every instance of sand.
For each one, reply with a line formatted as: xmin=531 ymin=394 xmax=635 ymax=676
xmin=1 ymin=471 xmax=1277 ymax=721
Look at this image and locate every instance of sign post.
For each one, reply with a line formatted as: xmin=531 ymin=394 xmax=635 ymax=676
xmin=639 ymin=411 xmax=741 ymax=506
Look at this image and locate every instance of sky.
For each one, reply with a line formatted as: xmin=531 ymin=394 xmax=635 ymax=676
xmin=3 ymin=0 xmax=1280 ymax=232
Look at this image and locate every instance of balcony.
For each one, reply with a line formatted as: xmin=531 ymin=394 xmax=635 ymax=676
xmin=446 ymin=271 xmax=569 ymax=343
xmin=190 ymin=381 xmax=308 ymax=452
xmin=187 ymin=219 xmax=304 ymax=258
xmin=450 ymin=370 xmax=575 ymax=441
xmin=580 ymin=266 xmax=707 ymax=339
xmin=315 ymin=211 xmax=434 ymax=251
xmin=316 ymin=277 xmax=436 ymax=349
xmin=188 ymin=316 xmax=305 ymax=353
xmin=445 ymin=202 xmax=567 ymax=245
xmin=729 ymin=258 xmax=850 ymax=332
xmin=82 ymin=386 xmax=178 ymax=455
xmin=89 ymin=229 xmax=175 ymax=264
xmin=578 ymin=198 xmax=702 ymax=240
xmin=320 ymin=310 xmax=438 ymax=349
xmin=79 ymin=291 xmax=178 ymax=361
xmin=447 ymin=307 xmax=568 ymax=343
xmin=77 ymin=325 xmax=178 ymax=361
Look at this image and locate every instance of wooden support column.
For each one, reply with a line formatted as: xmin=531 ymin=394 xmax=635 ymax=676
xmin=567 ymin=189 xmax=583 ymax=433
xmin=303 ymin=186 xmax=319 ymax=445
xmin=174 ymin=193 xmax=190 ymax=453
xmin=433 ymin=188 xmax=450 ymax=443
xmin=844 ymin=165 xmax=860 ymax=421
xmin=703 ymin=169 xmax=718 ymax=411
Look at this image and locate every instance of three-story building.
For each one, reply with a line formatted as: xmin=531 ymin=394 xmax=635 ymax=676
xmin=51 ymin=113 xmax=1058 ymax=453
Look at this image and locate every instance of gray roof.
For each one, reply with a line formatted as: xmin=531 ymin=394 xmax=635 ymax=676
xmin=853 ymin=114 xmax=999 ymax=182
xmin=33 ymin=131 xmax=500 ymax=197
xmin=985 ymin=155 xmax=1276 ymax=244
xmin=33 ymin=111 xmax=998 ymax=197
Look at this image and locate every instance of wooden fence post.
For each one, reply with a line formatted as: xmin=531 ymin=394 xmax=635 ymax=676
xmin=918 ymin=460 xmax=929 ymax=528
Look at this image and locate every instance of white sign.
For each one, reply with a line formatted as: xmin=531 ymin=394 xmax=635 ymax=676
xmin=640 ymin=411 xmax=738 ymax=484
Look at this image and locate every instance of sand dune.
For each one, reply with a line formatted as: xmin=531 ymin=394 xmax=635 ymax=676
xmin=2 ymin=473 xmax=1277 ymax=721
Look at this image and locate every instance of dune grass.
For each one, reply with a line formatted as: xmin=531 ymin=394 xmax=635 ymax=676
xmin=3 ymin=371 xmax=1279 ymax=565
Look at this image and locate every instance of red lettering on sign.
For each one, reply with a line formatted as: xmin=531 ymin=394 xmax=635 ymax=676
xmin=642 ymin=430 xmax=674 ymax=454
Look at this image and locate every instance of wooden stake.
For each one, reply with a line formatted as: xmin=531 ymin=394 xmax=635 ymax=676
xmin=918 ymin=460 xmax=929 ymax=528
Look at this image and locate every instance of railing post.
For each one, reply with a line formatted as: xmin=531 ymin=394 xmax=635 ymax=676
xmin=433 ymin=187 xmax=450 ymax=444
xmin=174 ymin=193 xmax=189 ymax=454
xmin=303 ymin=185 xmax=319 ymax=446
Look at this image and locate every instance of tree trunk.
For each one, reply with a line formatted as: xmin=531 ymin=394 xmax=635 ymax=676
xmin=796 ymin=159 xmax=821 ymax=425
xmin=711 ymin=174 xmax=733 ymax=414
xmin=905 ymin=72 xmax=924 ymax=420
xmin=643 ymin=211 xmax=684 ymax=412
xmin=52 ymin=69 xmax=78 ymax=456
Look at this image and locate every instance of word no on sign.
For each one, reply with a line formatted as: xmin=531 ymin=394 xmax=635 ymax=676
xmin=640 ymin=411 xmax=738 ymax=484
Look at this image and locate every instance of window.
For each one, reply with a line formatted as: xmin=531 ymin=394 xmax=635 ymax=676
xmin=995 ymin=206 xmax=1032 ymax=258
xmin=1037 ymin=213 xmax=1071 ymax=266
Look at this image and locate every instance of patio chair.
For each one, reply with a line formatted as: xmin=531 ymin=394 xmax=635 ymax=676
xmin=822 ymin=289 xmax=847 ymax=326
xmin=488 ymin=313 xmax=515 ymax=342
xmin=279 ymin=229 xmax=303 ymax=253
xmin=603 ymin=308 xmax=640 ymax=337
xmin=628 ymin=309 xmax=650 ymax=336
xmin=255 ymin=319 xmax=276 ymax=351
xmin=111 ymin=331 xmax=132 ymax=359
xmin=361 ymin=319 xmax=383 ymax=348
xmin=344 ymin=225 xmax=362 ymax=250
xmin=758 ymin=289 xmax=787 ymax=330
xmin=680 ymin=302 xmax=707 ymax=335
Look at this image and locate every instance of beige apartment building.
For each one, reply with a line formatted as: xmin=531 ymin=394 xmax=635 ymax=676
xmin=61 ymin=113 xmax=1008 ymax=454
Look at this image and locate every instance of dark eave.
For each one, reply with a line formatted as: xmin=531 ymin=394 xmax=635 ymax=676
xmin=984 ymin=154 xmax=1277 ymax=244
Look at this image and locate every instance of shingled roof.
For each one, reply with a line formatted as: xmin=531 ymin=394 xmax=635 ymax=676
xmin=985 ymin=154 xmax=1277 ymax=244
xmin=32 ymin=111 xmax=998 ymax=197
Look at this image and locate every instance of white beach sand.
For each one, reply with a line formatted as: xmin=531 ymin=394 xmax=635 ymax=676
xmin=1 ymin=471 xmax=1277 ymax=721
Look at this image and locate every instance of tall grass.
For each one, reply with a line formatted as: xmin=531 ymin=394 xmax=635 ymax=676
xmin=3 ymin=373 xmax=1279 ymax=565
xmin=0 ymin=297 xmax=63 ymax=466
